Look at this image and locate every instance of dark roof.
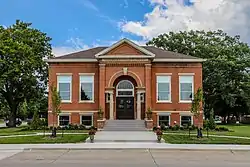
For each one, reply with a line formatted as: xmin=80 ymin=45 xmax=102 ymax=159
xmin=51 ymin=46 xmax=198 ymax=60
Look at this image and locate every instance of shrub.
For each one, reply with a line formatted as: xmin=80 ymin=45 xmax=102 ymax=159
xmin=153 ymin=126 xmax=157 ymax=131
xmin=215 ymin=126 xmax=229 ymax=131
xmin=172 ymin=125 xmax=180 ymax=131
xmin=189 ymin=125 xmax=196 ymax=130
xmin=57 ymin=126 xmax=61 ymax=130
xmin=180 ymin=126 xmax=184 ymax=130
xmin=73 ymin=124 xmax=79 ymax=130
xmin=30 ymin=111 xmax=42 ymax=130
xmin=160 ymin=124 xmax=167 ymax=131
xmin=79 ymin=124 xmax=86 ymax=130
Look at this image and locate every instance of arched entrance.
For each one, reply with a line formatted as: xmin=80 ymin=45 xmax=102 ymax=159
xmin=116 ymin=80 xmax=135 ymax=119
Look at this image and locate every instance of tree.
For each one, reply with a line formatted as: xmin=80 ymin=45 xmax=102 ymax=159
xmin=30 ymin=110 xmax=40 ymax=130
xmin=190 ymin=88 xmax=203 ymax=137
xmin=0 ymin=20 xmax=52 ymax=127
xmin=147 ymin=30 xmax=250 ymax=120
xmin=50 ymin=84 xmax=61 ymax=137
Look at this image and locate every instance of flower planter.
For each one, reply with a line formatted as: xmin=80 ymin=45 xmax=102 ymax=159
xmin=89 ymin=135 xmax=95 ymax=143
xmin=157 ymin=135 xmax=162 ymax=143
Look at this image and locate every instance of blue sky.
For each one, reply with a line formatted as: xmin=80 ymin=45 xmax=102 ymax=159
xmin=0 ymin=0 xmax=153 ymax=53
xmin=1 ymin=0 xmax=249 ymax=56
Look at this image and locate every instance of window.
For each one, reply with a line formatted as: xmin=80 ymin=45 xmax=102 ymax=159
xmin=116 ymin=80 xmax=134 ymax=97
xmin=57 ymin=75 xmax=72 ymax=102
xmin=179 ymin=75 xmax=194 ymax=102
xmin=157 ymin=76 xmax=171 ymax=102
xmin=181 ymin=116 xmax=192 ymax=126
xmin=80 ymin=75 xmax=94 ymax=101
xmin=81 ymin=115 xmax=93 ymax=126
xmin=158 ymin=115 xmax=170 ymax=126
xmin=59 ymin=115 xmax=70 ymax=126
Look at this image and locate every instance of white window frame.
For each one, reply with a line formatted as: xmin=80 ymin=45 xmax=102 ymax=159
xmin=80 ymin=113 xmax=93 ymax=128
xmin=180 ymin=115 xmax=193 ymax=126
xmin=156 ymin=75 xmax=171 ymax=103
xmin=79 ymin=73 xmax=95 ymax=103
xmin=58 ymin=113 xmax=71 ymax=126
xmin=116 ymin=80 xmax=134 ymax=97
xmin=179 ymin=74 xmax=194 ymax=103
xmin=57 ymin=74 xmax=72 ymax=103
xmin=157 ymin=113 xmax=171 ymax=126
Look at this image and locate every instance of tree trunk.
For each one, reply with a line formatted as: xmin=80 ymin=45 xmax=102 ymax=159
xmin=8 ymin=106 xmax=17 ymax=127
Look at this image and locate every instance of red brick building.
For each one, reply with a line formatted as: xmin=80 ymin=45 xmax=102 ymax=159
xmin=46 ymin=38 xmax=204 ymax=128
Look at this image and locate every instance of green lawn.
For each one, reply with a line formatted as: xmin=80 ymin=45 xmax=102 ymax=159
xmin=164 ymin=125 xmax=250 ymax=138
xmin=0 ymin=127 xmax=88 ymax=136
xmin=0 ymin=119 xmax=4 ymax=124
xmin=0 ymin=134 xmax=88 ymax=144
xmin=163 ymin=134 xmax=250 ymax=145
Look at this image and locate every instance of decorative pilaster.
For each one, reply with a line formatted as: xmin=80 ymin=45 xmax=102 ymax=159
xmin=136 ymin=92 xmax=141 ymax=120
xmin=109 ymin=91 xmax=114 ymax=120
xmin=99 ymin=64 xmax=106 ymax=118
xmin=145 ymin=64 xmax=152 ymax=112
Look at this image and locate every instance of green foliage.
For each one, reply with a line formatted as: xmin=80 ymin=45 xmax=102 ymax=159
xmin=147 ymin=30 xmax=250 ymax=120
xmin=215 ymin=126 xmax=230 ymax=132
xmin=191 ymin=88 xmax=203 ymax=118
xmin=0 ymin=20 xmax=53 ymax=127
xmin=30 ymin=110 xmax=41 ymax=130
xmin=50 ymin=84 xmax=61 ymax=127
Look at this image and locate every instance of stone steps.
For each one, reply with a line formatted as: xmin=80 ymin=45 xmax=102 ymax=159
xmin=103 ymin=120 xmax=146 ymax=131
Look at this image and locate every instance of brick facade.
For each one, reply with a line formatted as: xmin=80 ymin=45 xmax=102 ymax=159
xmin=47 ymin=39 xmax=203 ymax=128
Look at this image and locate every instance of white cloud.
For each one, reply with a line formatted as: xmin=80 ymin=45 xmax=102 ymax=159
xmin=81 ymin=0 xmax=99 ymax=11
xmin=120 ymin=0 xmax=129 ymax=8
xmin=52 ymin=38 xmax=90 ymax=57
xmin=121 ymin=0 xmax=250 ymax=43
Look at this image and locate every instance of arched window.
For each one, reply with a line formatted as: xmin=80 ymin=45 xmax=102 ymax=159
xmin=116 ymin=80 xmax=134 ymax=97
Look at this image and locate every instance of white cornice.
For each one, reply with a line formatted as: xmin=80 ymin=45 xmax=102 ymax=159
xmin=98 ymin=55 xmax=154 ymax=59
xmin=95 ymin=38 xmax=155 ymax=58
xmin=45 ymin=58 xmax=206 ymax=63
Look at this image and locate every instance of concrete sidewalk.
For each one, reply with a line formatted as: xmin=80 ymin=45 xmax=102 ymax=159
xmin=0 ymin=143 xmax=250 ymax=151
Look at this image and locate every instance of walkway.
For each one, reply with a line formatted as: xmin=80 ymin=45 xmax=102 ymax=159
xmin=85 ymin=131 xmax=162 ymax=143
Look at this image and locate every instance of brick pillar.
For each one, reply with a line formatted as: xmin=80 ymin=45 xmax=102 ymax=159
xmin=99 ymin=64 xmax=106 ymax=117
xmin=145 ymin=64 xmax=152 ymax=112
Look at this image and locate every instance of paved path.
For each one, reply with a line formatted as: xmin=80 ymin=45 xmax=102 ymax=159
xmin=85 ymin=131 xmax=164 ymax=143
xmin=1 ymin=149 xmax=250 ymax=167
xmin=0 ymin=143 xmax=250 ymax=150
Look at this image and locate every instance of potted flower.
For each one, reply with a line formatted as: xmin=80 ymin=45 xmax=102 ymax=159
xmin=88 ymin=126 xmax=97 ymax=143
xmin=98 ymin=106 xmax=104 ymax=119
xmin=155 ymin=126 xmax=163 ymax=143
xmin=146 ymin=107 xmax=152 ymax=120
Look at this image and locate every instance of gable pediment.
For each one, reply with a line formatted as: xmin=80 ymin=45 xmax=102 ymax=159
xmin=95 ymin=38 xmax=155 ymax=58
xmin=106 ymin=42 xmax=143 ymax=55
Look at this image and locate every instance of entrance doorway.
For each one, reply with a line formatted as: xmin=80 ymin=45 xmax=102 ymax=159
xmin=116 ymin=80 xmax=134 ymax=119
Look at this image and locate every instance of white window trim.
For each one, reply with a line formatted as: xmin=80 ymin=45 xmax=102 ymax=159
xmin=179 ymin=75 xmax=194 ymax=103
xmin=79 ymin=74 xmax=95 ymax=103
xmin=116 ymin=80 xmax=134 ymax=97
xmin=180 ymin=115 xmax=193 ymax=126
xmin=58 ymin=113 xmax=71 ymax=126
xmin=56 ymin=74 xmax=72 ymax=103
xmin=80 ymin=113 xmax=93 ymax=128
xmin=157 ymin=114 xmax=171 ymax=126
xmin=156 ymin=75 xmax=172 ymax=103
